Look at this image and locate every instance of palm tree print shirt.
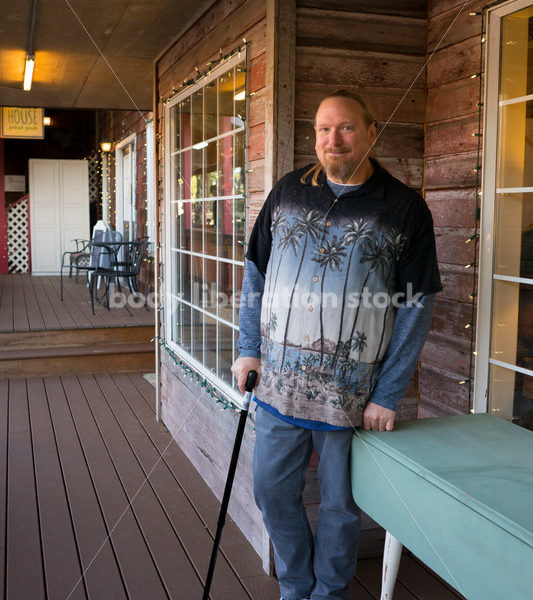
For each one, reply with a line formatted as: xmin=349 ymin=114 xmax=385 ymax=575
xmin=242 ymin=163 xmax=442 ymax=427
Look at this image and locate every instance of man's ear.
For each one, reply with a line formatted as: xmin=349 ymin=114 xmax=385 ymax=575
xmin=368 ymin=120 xmax=377 ymax=144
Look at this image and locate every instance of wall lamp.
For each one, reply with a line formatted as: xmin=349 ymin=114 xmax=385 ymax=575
xmin=100 ymin=140 xmax=112 ymax=152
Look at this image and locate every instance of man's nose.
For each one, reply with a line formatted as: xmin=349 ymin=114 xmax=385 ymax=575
xmin=328 ymin=128 xmax=343 ymax=145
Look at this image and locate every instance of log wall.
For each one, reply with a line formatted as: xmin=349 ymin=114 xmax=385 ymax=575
xmin=154 ymin=0 xmax=268 ymax=562
xmin=99 ymin=109 xmax=154 ymax=293
xmin=294 ymin=0 xmax=427 ymax=189
xmin=421 ymin=0 xmax=484 ymax=417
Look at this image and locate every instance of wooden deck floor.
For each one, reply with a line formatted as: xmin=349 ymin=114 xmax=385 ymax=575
xmin=0 ymin=274 xmax=154 ymax=332
xmin=2 ymin=371 xmax=464 ymax=600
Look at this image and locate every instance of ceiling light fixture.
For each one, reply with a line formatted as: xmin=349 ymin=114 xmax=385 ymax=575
xmin=23 ymin=55 xmax=35 ymax=91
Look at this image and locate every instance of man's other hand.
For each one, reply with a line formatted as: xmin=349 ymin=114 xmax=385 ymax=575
xmin=362 ymin=401 xmax=396 ymax=431
xmin=231 ymin=356 xmax=261 ymax=394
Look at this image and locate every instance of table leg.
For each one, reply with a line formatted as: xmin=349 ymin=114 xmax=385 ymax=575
xmin=381 ymin=531 xmax=402 ymax=600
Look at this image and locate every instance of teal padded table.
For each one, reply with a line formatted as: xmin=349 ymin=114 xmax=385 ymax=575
xmin=351 ymin=414 xmax=533 ymax=600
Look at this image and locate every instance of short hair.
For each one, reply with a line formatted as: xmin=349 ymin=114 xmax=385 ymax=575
xmin=302 ymin=89 xmax=377 ymax=186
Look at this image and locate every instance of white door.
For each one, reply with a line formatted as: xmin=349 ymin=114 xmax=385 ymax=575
xmin=29 ymin=159 xmax=89 ymax=274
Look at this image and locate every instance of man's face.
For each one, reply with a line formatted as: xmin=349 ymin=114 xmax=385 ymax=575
xmin=314 ymin=97 xmax=377 ymax=184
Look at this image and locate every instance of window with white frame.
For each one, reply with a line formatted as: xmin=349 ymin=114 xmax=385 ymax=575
xmin=165 ymin=53 xmax=246 ymax=394
xmin=477 ymin=1 xmax=533 ymax=430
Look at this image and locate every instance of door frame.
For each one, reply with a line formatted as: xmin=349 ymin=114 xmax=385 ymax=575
xmin=115 ymin=132 xmax=137 ymax=240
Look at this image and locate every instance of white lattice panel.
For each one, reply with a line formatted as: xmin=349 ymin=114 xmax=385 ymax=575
xmin=88 ymin=153 xmax=100 ymax=200
xmin=8 ymin=198 xmax=29 ymax=273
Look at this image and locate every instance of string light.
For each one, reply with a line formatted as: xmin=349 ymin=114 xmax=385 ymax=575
xmin=463 ymin=10 xmax=485 ymax=409
xmin=163 ymin=42 xmax=249 ymax=105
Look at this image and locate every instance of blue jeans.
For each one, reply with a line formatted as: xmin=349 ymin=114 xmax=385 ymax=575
xmin=253 ymin=406 xmax=361 ymax=600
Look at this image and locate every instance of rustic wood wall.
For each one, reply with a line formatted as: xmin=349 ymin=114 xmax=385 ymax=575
xmin=294 ymin=0 xmax=427 ymax=190
xmin=421 ymin=0 xmax=483 ymax=417
xmin=100 ymin=109 xmax=154 ymax=293
xmin=154 ymin=0 xmax=268 ymax=562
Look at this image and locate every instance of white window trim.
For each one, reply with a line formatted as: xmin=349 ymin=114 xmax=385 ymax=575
xmin=474 ymin=0 xmax=533 ymax=413
xmin=115 ymin=132 xmax=137 ymax=239
xmin=146 ymin=121 xmax=156 ymax=255
xmin=163 ymin=51 xmax=247 ymax=407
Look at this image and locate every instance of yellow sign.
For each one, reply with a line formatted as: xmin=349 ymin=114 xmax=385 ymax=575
xmin=1 ymin=107 xmax=44 ymax=139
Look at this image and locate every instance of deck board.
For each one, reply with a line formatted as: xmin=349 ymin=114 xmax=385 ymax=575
xmin=27 ymin=377 xmax=87 ymax=600
xmin=98 ymin=372 xmax=249 ymax=599
xmin=0 ymin=274 xmax=154 ymax=333
xmin=79 ymin=373 xmax=207 ymax=599
xmin=44 ymin=376 xmax=128 ymax=600
xmin=61 ymin=375 xmax=169 ymax=599
xmin=6 ymin=378 xmax=45 ymax=599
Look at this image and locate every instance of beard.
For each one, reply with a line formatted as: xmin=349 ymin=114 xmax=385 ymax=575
xmin=322 ymin=149 xmax=358 ymax=183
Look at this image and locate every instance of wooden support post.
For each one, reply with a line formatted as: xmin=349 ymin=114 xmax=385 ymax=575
xmin=264 ymin=0 xmax=295 ymax=194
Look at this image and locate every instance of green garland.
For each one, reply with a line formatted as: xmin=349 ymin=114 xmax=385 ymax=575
xmin=162 ymin=41 xmax=249 ymax=105
xmin=153 ymin=335 xmax=251 ymax=415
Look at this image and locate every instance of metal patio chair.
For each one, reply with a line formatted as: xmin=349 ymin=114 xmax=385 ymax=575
xmin=88 ymin=238 xmax=149 ymax=315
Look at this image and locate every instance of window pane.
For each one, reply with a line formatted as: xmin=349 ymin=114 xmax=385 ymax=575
xmin=206 ymin=140 xmax=218 ymax=197
xmin=494 ymin=192 xmax=533 ymax=278
xmin=169 ymin=296 xmax=181 ymax=344
xmin=218 ymin=322 xmax=233 ymax=384
xmin=205 ymin=80 xmax=217 ymax=140
xmin=203 ymin=257 xmax=217 ymax=316
xmin=191 ymin=88 xmax=203 ymax=146
xmin=218 ymin=260 xmax=233 ymax=323
xmin=179 ymin=149 xmax=191 ymax=200
xmin=490 ymin=364 xmax=533 ymax=430
xmin=182 ymin=252 xmax=192 ymax=303
xmin=497 ymin=101 xmax=533 ymax=188
xmin=191 ymin=148 xmax=203 ymax=199
xmin=218 ymin=198 xmax=233 ymax=260
xmin=181 ymin=303 xmax=191 ymax=353
xmin=219 ymin=68 xmax=235 ymax=135
xmin=234 ymin=65 xmax=246 ymax=128
xmin=234 ymin=264 xmax=244 ymax=324
xmin=205 ymin=314 xmax=217 ymax=373
xmin=190 ymin=201 xmax=202 ymax=253
xmin=234 ymin=130 xmax=245 ymax=195
xmin=491 ymin=279 xmax=533 ymax=368
xmin=218 ymin=136 xmax=233 ymax=197
xmin=180 ymin=97 xmax=191 ymax=148
xmin=204 ymin=200 xmax=217 ymax=257
xmin=191 ymin=308 xmax=203 ymax=363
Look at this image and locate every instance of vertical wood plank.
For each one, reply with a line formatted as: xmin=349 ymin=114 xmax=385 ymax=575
xmin=264 ymin=0 xmax=296 ymax=194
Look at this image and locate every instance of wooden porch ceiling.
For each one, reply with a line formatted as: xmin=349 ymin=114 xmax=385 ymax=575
xmin=2 ymin=370 xmax=465 ymax=599
xmin=0 ymin=0 xmax=214 ymax=109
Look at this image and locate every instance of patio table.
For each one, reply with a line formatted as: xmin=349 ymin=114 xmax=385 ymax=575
xmin=351 ymin=413 xmax=533 ymax=600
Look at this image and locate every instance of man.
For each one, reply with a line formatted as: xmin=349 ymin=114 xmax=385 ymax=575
xmin=231 ymin=90 xmax=442 ymax=600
